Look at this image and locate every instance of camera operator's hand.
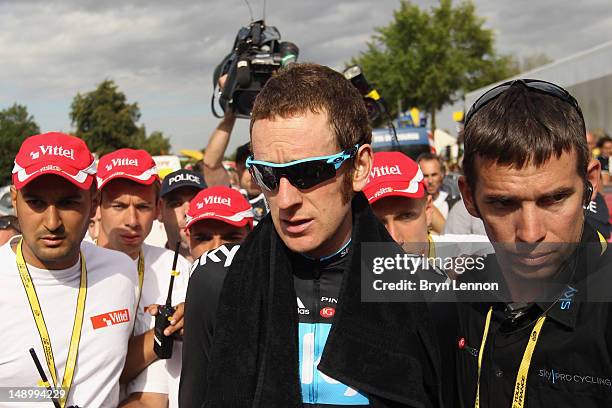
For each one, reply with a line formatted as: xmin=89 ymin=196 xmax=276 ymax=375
xmin=148 ymin=302 xmax=185 ymax=339
xmin=203 ymin=94 xmax=236 ymax=186
xmin=218 ymin=74 xmax=229 ymax=92
xmin=217 ymin=75 xmax=235 ymax=120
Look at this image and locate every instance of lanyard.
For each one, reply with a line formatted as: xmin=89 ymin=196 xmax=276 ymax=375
xmin=427 ymin=233 xmax=435 ymax=259
xmin=136 ymin=251 xmax=144 ymax=308
xmin=474 ymin=307 xmax=547 ymax=408
xmin=474 ymin=230 xmax=605 ymax=407
xmin=16 ymin=239 xmax=87 ymax=408
xmin=597 ymin=231 xmax=607 ymax=255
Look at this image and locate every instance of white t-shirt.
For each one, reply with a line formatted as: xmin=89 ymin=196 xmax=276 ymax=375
xmin=433 ymin=190 xmax=450 ymax=218
xmin=431 ymin=233 xmax=493 ymax=258
xmin=144 ymin=219 xmax=168 ymax=248
xmin=0 ymin=240 xmax=137 ymax=408
xmin=126 ymin=243 xmax=190 ymax=408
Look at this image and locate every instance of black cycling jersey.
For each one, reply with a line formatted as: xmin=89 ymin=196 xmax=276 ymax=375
xmin=180 ymin=241 xmax=370 ymax=408
xmin=292 ymin=240 xmax=370 ymax=407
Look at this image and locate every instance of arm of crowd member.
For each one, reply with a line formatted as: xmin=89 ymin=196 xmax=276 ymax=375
xmin=119 ymin=392 xmax=168 ymax=408
xmin=202 ymin=114 xmax=236 ymax=187
xmin=429 ymin=205 xmax=446 ymax=235
xmin=120 ymin=303 xmax=185 ymax=383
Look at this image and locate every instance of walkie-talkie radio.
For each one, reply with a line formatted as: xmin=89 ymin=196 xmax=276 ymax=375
xmin=153 ymin=242 xmax=181 ymax=359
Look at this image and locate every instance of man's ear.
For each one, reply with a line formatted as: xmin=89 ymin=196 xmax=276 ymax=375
xmin=89 ymin=188 xmax=100 ymax=220
xmin=185 ymin=227 xmax=193 ymax=252
xmin=155 ymin=198 xmax=162 ymax=222
xmin=458 ymin=176 xmax=481 ymax=219
xmin=586 ymin=158 xmax=600 ymax=200
xmin=352 ymin=144 xmax=373 ymax=192
xmin=10 ymin=186 xmax=17 ymax=217
xmin=424 ymin=195 xmax=434 ymax=227
xmin=157 ymin=199 xmax=164 ymax=222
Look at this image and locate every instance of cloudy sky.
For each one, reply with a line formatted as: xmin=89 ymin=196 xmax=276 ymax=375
xmin=1 ymin=0 xmax=611 ymax=154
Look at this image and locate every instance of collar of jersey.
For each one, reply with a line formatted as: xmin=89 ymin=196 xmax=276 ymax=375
xmin=301 ymin=238 xmax=352 ymax=264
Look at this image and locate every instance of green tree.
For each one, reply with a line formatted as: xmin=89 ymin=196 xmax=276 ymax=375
xmin=0 ymin=104 xmax=40 ymax=185
xmin=70 ymin=80 xmax=171 ymax=156
xmin=140 ymin=131 xmax=171 ymax=155
xmin=351 ymin=0 xmax=517 ymax=130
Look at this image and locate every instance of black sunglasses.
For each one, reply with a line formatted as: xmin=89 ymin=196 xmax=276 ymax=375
xmin=245 ymin=145 xmax=359 ymax=191
xmin=464 ymin=79 xmax=584 ymax=127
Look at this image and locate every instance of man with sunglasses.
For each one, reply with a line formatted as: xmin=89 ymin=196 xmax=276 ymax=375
xmin=184 ymin=63 xmax=442 ymax=408
xmin=452 ymin=80 xmax=612 ymax=407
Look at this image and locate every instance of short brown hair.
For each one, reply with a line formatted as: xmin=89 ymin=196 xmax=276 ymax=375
xmin=250 ymin=63 xmax=371 ymax=150
xmin=463 ymin=83 xmax=588 ymax=191
xmin=416 ymin=152 xmax=445 ymax=173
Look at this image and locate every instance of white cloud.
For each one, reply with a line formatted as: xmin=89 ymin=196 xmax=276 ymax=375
xmin=1 ymin=0 xmax=610 ymax=154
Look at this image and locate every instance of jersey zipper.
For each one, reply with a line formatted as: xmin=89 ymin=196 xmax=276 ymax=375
xmin=313 ymin=261 xmax=321 ymax=403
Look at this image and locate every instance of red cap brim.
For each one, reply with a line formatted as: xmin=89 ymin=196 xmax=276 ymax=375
xmin=97 ymin=171 xmax=158 ymax=190
xmin=364 ymin=180 xmax=426 ymax=204
xmin=185 ymin=212 xmax=253 ymax=230
xmin=12 ymin=162 xmax=94 ymax=190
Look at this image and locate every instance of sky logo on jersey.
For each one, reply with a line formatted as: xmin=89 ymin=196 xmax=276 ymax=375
xmin=299 ymin=322 xmax=369 ymax=405
xmin=90 ymin=309 xmax=131 ymax=329
xmin=559 ymin=285 xmax=578 ymax=310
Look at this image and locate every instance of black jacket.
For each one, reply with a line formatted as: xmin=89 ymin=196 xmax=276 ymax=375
xmin=191 ymin=193 xmax=443 ymax=408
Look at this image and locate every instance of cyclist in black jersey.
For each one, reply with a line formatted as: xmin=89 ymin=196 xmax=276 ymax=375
xmin=180 ymin=63 xmax=443 ymax=408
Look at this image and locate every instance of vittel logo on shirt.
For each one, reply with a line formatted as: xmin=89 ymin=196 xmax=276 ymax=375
xmin=30 ymin=146 xmax=75 ymax=161
xmin=169 ymin=173 xmax=200 ymax=185
xmin=369 ymin=165 xmax=401 ymax=181
xmin=90 ymin=309 xmax=131 ymax=329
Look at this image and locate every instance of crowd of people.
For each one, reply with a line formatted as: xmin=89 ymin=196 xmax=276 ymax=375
xmin=1 ymin=63 xmax=611 ymax=408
